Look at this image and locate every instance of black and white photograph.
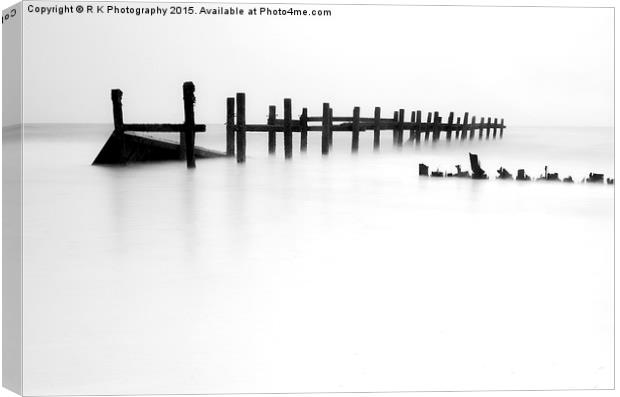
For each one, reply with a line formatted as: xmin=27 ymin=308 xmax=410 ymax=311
xmin=1 ymin=0 xmax=616 ymax=396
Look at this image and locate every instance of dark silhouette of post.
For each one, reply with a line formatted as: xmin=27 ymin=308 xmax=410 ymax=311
xmin=283 ymin=98 xmax=292 ymax=159
xmin=392 ymin=111 xmax=398 ymax=145
xmin=111 ymin=89 xmax=126 ymax=160
xmin=455 ymin=116 xmax=461 ymax=139
xmin=424 ymin=112 xmax=432 ymax=141
xmin=469 ymin=116 xmax=476 ymax=140
xmin=226 ymin=97 xmax=235 ymax=156
xmin=409 ymin=111 xmax=416 ymax=141
xmin=397 ymin=109 xmax=405 ymax=146
xmin=469 ymin=152 xmax=488 ymax=179
xmin=446 ymin=112 xmax=454 ymax=140
xmin=268 ymin=105 xmax=276 ymax=154
xmin=300 ymin=108 xmax=308 ymax=152
xmin=182 ymin=82 xmax=196 ymax=168
xmin=236 ymin=92 xmax=246 ymax=163
xmin=415 ymin=110 xmax=422 ymax=142
xmin=461 ymin=112 xmax=469 ymax=141
xmin=373 ymin=107 xmax=381 ymax=150
xmin=478 ymin=117 xmax=485 ymax=139
xmin=432 ymin=111 xmax=440 ymax=141
xmin=328 ymin=107 xmax=334 ymax=148
xmin=322 ymin=103 xmax=330 ymax=155
xmin=500 ymin=118 xmax=505 ymax=137
xmin=493 ymin=117 xmax=498 ymax=138
xmin=486 ymin=117 xmax=491 ymax=139
xmin=352 ymin=106 xmax=361 ymax=152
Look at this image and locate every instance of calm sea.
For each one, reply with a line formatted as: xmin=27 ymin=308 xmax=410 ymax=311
xmin=13 ymin=124 xmax=614 ymax=394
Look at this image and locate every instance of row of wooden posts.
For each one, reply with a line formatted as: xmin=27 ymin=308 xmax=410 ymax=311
xmin=227 ymin=93 xmax=505 ymax=163
xmin=108 ymin=83 xmax=505 ymax=168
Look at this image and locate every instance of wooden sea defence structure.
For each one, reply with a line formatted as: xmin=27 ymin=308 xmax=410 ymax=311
xmin=93 ymin=82 xmax=226 ymax=167
xmin=93 ymin=82 xmax=506 ymax=167
xmin=419 ymin=153 xmax=614 ymax=185
xmin=226 ymin=92 xmax=506 ymax=163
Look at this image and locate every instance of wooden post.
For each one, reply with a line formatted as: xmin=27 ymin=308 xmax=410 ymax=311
xmin=268 ymin=105 xmax=276 ymax=154
xmin=300 ymin=108 xmax=308 ymax=152
xmin=409 ymin=111 xmax=416 ymax=141
xmin=352 ymin=106 xmax=361 ymax=152
xmin=328 ymin=108 xmax=334 ymax=148
xmin=182 ymin=82 xmax=196 ymax=168
xmin=469 ymin=116 xmax=476 ymax=140
xmin=392 ymin=111 xmax=398 ymax=146
xmin=111 ymin=89 xmax=127 ymax=160
xmin=455 ymin=116 xmax=461 ymax=139
xmin=373 ymin=107 xmax=381 ymax=150
xmin=432 ymin=111 xmax=440 ymax=141
xmin=283 ymin=98 xmax=292 ymax=159
xmin=500 ymin=118 xmax=504 ymax=137
xmin=493 ymin=117 xmax=498 ymax=138
xmin=415 ymin=110 xmax=422 ymax=142
xmin=236 ymin=92 xmax=246 ymax=163
xmin=226 ymin=98 xmax=235 ymax=156
xmin=397 ymin=109 xmax=405 ymax=146
xmin=446 ymin=112 xmax=454 ymax=140
xmin=486 ymin=117 xmax=491 ymax=139
xmin=424 ymin=112 xmax=432 ymax=141
xmin=322 ymin=103 xmax=330 ymax=155
xmin=461 ymin=113 xmax=469 ymax=141
xmin=478 ymin=117 xmax=484 ymax=139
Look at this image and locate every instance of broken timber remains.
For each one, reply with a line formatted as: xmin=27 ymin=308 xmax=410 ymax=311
xmin=93 ymin=82 xmax=226 ymax=168
xmin=92 ymin=82 xmax=506 ymax=168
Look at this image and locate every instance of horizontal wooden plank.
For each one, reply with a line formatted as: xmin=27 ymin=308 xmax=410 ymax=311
xmin=123 ymin=123 xmax=206 ymax=132
xmin=305 ymin=117 xmax=394 ymax=123
xmin=244 ymin=122 xmax=504 ymax=133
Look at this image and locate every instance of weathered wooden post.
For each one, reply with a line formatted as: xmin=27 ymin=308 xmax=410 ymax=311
xmin=322 ymin=103 xmax=330 ymax=155
xmin=469 ymin=116 xmax=476 ymax=140
xmin=236 ymin=92 xmax=246 ymax=163
xmin=432 ymin=111 xmax=440 ymax=141
xmin=486 ymin=117 xmax=491 ymax=139
xmin=446 ymin=112 xmax=454 ymax=140
xmin=300 ymin=108 xmax=309 ymax=152
xmin=478 ymin=117 xmax=485 ymax=139
xmin=328 ymin=107 xmax=334 ymax=148
xmin=415 ymin=110 xmax=422 ymax=142
xmin=409 ymin=111 xmax=416 ymax=141
xmin=500 ymin=118 xmax=505 ymax=137
xmin=461 ymin=113 xmax=469 ymax=141
xmin=352 ymin=106 xmax=361 ymax=152
xmin=283 ymin=98 xmax=293 ymax=159
xmin=226 ymin=97 xmax=235 ymax=156
xmin=373 ymin=107 xmax=381 ymax=150
xmin=111 ymin=89 xmax=127 ymax=160
xmin=392 ymin=111 xmax=398 ymax=146
xmin=424 ymin=112 xmax=432 ymax=141
xmin=493 ymin=117 xmax=498 ymax=138
xmin=397 ymin=109 xmax=405 ymax=146
xmin=268 ymin=105 xmax=276 ymax=154
xmin=455 ymin=116 xmax=461 ymax=139
xmin=182 ymin=82 xmax=197 ymax=168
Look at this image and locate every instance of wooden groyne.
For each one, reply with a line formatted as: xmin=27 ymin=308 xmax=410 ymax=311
xmin=93 ymin=82 xmax=226 ymax=167
xmin=226 ymin=93 xmax=505 ymax=163
xmin=93 ymin=82 xmax=506 ymax=168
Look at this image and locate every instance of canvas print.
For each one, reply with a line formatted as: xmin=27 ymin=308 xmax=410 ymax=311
xmin=2 ymin=1 xmax=614 ymax=395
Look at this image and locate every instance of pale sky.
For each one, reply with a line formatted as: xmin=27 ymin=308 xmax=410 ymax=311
xmin=21 ymin=2 xmax=613 ymax=126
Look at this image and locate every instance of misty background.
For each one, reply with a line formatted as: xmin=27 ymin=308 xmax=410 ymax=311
xmin=22 ymin=4 xmax=613 ymax=127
